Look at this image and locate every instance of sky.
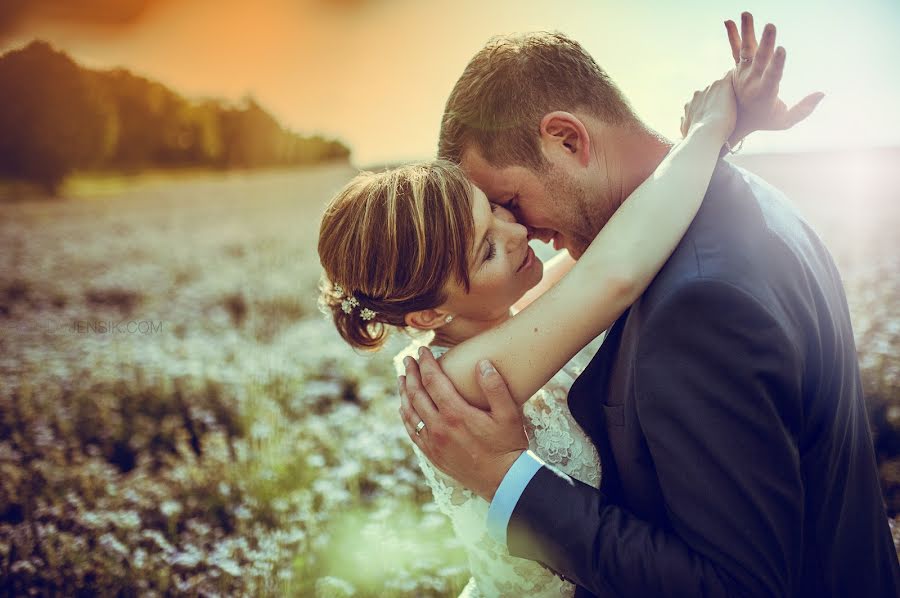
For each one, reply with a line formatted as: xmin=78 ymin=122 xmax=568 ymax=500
xmin=2 ymin=0 xmax=899 ymax=166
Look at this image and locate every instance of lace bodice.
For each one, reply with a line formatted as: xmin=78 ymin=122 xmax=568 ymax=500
xmin=393 ymin=334 xmax=605 ymax=597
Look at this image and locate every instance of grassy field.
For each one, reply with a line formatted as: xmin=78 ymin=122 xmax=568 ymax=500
xmin=0 ymin=151 xmax=897 ymax=596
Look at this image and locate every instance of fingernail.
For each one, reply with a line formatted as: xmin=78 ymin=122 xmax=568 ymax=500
xmin=403 ymin=356 xmax=413 ymax=369
xmin=479 ymin=360 xmax=495 ymax=376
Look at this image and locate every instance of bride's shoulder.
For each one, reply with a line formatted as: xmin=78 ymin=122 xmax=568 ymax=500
xmin=391 ymin=333 xmax=446 ymax=377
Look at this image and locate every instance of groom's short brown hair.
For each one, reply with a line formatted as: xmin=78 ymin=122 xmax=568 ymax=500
xmin=439 ymin=32 xmax=638 ymax=171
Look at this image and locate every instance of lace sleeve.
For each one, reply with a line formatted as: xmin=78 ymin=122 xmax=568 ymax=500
xmin=393 ymin=336 xmax=606 ymax=597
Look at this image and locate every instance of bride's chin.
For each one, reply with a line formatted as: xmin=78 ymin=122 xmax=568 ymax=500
xmin=521 ymin=262 xmax=544 ymax=291
xmin=530 ymin=259 xmax=545 ymax=282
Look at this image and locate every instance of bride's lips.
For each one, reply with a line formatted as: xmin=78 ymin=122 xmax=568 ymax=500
xmin=517 ymin=245 xmax=535 ymax=272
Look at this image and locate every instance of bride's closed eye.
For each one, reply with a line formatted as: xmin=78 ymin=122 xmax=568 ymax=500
xmin=485 ymin=237 xmax=497 ymax=262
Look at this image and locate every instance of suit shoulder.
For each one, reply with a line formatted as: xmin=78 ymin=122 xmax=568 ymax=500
xmin=638 ymin=161 xmax=823 ymax=316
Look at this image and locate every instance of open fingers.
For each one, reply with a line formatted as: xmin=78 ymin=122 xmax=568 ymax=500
xmin=762 ymin=46 xmax=786 ymax=95
xmin=740 ymin=12 xmax=758 ymax=60
xmin=725 ymin=20 xmax=741 ymax=64
xmin=753 ymin=23 xmax=776 ymax=76
xmin=783 ymin=92 xmax=826 ymax=129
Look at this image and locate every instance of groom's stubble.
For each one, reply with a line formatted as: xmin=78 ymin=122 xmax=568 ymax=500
xmin=545 ymin=124 xmax=672 ymax=260
xmin=541 ymin=163 xmax=598 ymax=260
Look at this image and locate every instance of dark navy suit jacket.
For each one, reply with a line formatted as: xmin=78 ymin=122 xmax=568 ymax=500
xmin=506 ymin=160 xmax=900 ymax=597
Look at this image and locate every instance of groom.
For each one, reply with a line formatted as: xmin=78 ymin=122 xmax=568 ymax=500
xmin=399 ymin=13 xmax=900 ymax=598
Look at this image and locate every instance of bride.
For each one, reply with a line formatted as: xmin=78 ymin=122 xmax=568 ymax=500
xmin=317 ymin=26 xmax=817 ymax=598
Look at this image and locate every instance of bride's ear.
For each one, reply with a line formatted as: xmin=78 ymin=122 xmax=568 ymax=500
xmin=404 ymin=308 xmax=450 ymax=331
xmin=539 ymin=111 xmax=591 ymax=167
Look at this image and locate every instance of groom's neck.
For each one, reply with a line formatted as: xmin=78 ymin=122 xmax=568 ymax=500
xmin=589 ymin=124 xmax=673 ymax=232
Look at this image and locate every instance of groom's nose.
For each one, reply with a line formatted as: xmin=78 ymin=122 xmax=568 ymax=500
xmin=527 ymin=227 xmax=555 ymax=244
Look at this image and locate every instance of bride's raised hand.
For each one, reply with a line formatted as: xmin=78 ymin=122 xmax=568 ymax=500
xmin=679 ymin=71 xmax=737 ymax=143
xmin=724 ymin=12 xmax=825 ymax=146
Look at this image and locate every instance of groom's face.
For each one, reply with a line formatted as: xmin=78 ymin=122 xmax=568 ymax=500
xmin=460 ymin=147 xmax=595 ymax=259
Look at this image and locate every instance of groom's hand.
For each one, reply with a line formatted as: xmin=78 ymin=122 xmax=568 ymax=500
xmin=724 ymin=12 xmax=825 ymax=146
xmin=398 ymin=348 xmax=528 ymax=502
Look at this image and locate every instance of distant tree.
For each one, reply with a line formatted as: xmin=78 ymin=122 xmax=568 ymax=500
xmin=0 ymin=41 xmax=109 ymax=193
xmin=0 ymin=40 xmax=351 ymax=193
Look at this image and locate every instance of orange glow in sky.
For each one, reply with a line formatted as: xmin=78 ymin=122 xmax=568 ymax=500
xmin=3 ymin=0 xmax=899 ymax=166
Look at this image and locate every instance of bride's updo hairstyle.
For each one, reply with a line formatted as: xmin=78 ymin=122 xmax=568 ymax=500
xmin=318 ymin=160 xmax=475 ymax=351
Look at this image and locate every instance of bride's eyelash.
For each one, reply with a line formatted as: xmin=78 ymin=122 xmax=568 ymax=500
xmin=489 ymin=203 xmax=499 ymax=212
xmin=485 ymin=237 xmax=496 ymax=261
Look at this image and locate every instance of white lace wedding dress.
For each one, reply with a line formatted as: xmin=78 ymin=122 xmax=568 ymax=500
xmin=393 ymin=333 xmax=605 ymax=597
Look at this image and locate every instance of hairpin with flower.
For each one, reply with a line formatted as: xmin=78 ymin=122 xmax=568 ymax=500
xmin=334 ymin=284 xmax=377 ymax=321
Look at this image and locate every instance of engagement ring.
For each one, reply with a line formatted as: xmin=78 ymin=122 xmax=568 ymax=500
xmin=415 ymin=420 xmax=426 ymax=436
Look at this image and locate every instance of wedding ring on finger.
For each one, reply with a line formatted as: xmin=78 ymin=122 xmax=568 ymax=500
xmin=415 ymin=420 xmax=426 ymax=436
xmin=739 ymin=56 xmax=752 ymax=64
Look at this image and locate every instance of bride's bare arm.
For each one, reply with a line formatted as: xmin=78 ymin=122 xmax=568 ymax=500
xmin=437 ymin=75 xmax=736 ymax=409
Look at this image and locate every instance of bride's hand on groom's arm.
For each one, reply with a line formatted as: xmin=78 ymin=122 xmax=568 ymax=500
xmin=398 ymin=348 xmax=528 ymax=501
xmin=722 ymin=12 xmax=825 ymax=147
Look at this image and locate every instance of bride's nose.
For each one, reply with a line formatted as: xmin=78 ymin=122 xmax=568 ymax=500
xmin=503 ymin=221 xmax=528 ymax=254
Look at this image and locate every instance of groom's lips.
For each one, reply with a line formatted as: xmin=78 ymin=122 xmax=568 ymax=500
xmin=529 ymin=229 xmax=556 ymax=245
xmin=552 ymin=234 xmax=563 ymax=251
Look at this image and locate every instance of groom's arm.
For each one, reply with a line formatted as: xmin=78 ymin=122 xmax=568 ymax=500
xmin=503 ymin=279 xmax=804 ymax=597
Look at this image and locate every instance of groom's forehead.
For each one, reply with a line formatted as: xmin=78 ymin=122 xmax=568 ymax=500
xmin=460 ymin=148 xmax=527 ymax=195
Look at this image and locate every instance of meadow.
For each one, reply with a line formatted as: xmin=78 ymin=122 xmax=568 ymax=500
xmin=1 ymin=150 xmax=898 ymax=596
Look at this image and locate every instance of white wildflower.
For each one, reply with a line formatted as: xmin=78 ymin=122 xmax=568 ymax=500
xmin=99 ymin=533 xmax=129 ymax=558
xmin=160 ymin=500 xmax=182 ymax=518
xmin=315 ymin=576 xmax=357 ymax=598
xmin=171 ymin=546 xmax=203 ymax=568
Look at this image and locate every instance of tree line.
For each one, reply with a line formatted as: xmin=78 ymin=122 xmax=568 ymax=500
xmin=0 ymin=41 xmax=351 ymax=193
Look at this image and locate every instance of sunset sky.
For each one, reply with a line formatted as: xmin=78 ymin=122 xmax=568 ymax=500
xmin=2 ymin=0 xmax=898 ymax=166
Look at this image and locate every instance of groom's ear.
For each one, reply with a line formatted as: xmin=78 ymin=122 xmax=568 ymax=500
xmin=539 ymin=111 xmax=592 ymax=167
xmin=404 ymin=309 xmax=449 ymax=331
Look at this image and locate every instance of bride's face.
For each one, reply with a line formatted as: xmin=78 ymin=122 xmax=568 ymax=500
xmin=440 ymin=184 xmax=544 ymax=319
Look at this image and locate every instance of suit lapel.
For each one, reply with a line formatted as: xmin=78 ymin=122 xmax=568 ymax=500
xmin=567 ymin=308 xmax=629 ymax=445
